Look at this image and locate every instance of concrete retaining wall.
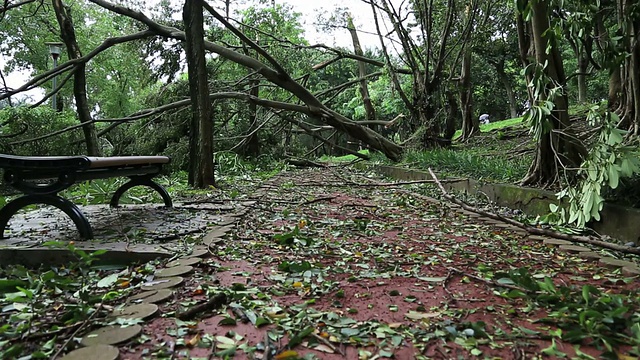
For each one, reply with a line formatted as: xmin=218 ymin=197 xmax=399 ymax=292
xmin=375 ymin=165 xmax=640 ymax=244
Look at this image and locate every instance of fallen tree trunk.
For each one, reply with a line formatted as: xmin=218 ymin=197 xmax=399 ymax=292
xmin=87 ymin=0 xmax=404 ymax=161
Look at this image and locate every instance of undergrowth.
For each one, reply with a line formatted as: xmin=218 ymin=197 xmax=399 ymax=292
xmin=453 ymin=117 xmax=524 ymax=139
xmin=403 ymin=148 xmax=529 ymax=183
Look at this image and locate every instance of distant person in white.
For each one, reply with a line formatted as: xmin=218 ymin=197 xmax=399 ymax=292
xmin=479 ymin=114 xmax=490 ymax=125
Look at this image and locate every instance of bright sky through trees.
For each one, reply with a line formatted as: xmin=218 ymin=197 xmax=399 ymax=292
xmin=2 ymin=0 xmax=386 ymax=101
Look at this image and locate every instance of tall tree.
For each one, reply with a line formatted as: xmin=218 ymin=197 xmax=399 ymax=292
xmin=474 ymin=3 xmax=521 ymax=119
xmin=346 ymin=12 xmax=376 ymax=125
xmin=517 ymin=0 xmax=585 ymax=186
xmin=51 ymin=0 xmax=101 ymax=156
xmin=183 ymin=0 xmax=214 ymax=187
xmin=369 ymin=0 xmax=463 ymax=147
xmin=458 ymin=3 xmax=479 ymax=140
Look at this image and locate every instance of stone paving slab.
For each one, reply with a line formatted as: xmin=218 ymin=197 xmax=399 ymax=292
xmin=0 ymin=200 xmax=246 ymax=266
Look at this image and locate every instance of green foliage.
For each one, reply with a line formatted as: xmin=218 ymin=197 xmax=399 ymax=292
xmin=0 ymin=243 xmax=131 ymax=359
xmin=0 ymin=0 xmax=151 ymax=119
xmin=403 ymin=148 xmax=528 ymax=183
xmin=318 ymin=149 xmax=370 ymax=163
xmin=453 ymin=117 xmax=524 ymax=139
xmin=61 ymin=171 xmax=192 ymax=206
xmin=0 ymin=106 xmax=84 ymax=156
xmin=500 ymin=267 xmax=640 ymax=355
xmin=522 ymin=62 xmax=564 ymax=142
xmin=549 ymin=107 xmax=640 ymax=227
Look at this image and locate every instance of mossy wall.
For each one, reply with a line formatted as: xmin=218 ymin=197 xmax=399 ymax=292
xmin=375 ymin=165 xmax=640 ymax=244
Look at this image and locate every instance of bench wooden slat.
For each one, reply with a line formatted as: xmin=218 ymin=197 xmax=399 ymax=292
xmin=87 ymin=156 xmax=170 ymax=169
xmin=0 ymin=154 xmax=171 ymax=172
xmin=0 ymin=154 xmax=91 ymax=170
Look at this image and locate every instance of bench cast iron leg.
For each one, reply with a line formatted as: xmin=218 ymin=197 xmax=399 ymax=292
xmin=110 ymin=176 xmax=173 ymax=208
xmin=0 ymin=195 xmax=93 ymax=239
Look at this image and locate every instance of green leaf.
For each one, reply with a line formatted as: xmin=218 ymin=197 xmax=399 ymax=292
xmin=541 ymin=339 xmax=566 ymax=358
xmin=289 ymin=326 xmax=314 ymax=348
xmin=91 ymin=249 xmax=108 ymax=256
xmin=497 ymin=278 xmax=515 ymax=285
xmin=215 ymin=335 xmax=236 ymax=349
xmin=607 ymin=165 xmax=619 ymax=189
xmin=218 ymin=317 xmax=237 ymax=326
xmin=215 ymin=346 xmax=237 ymax=357
xmin=97 ymin=273 xmax=119 ymax=288
xmin=573 ymin=346 xmax=596 ymax=360
xmin=255 ymin=317 xmax=271 ymax=327
xmin=0 ymin=279 xmax=26 ymax=293
xmin=340 ymin=328 xmax=361 ymax=337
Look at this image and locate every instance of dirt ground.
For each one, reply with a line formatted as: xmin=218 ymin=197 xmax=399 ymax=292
xmin=111 ymin=167 xmax=639 ymax=359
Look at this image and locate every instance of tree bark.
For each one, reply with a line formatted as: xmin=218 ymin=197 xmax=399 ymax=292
xmin=494 ymin=60 xmax=518 ymax=118
xmin=444 ymin=90 xmax=459 ymax=140
xmin=243 ymin=79 xmax=260 ymax=157
xmin=184 ymin=0 xmax=215 ymax=188
xmin=521 ymin=0 xmax=583 ymax=187
xmin=459 ymin=4 xmax=478 ymax=141
xmin=596 ymin=10 xmax=622 ymax=111
xmin=577 ymin=51 xmax=588 ymax=103
xmin=516 ymin=8 xmax=534 ymax=100
xmin=51 ymin=0 xmax=101 ymax=156
xmin=346 ymin=14 xmax=376 ymax=126
xmin=459 ymin=44 xmax=476 ymax=140
xmin=624 ymin=0 xmax=640 ymax=134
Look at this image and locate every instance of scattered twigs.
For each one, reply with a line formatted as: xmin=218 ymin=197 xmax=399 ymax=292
xmin=18 ymin=320 xmax=82 ymax=342
xmin=263 ymin=331 xmax=272 ymax=360
xmin=300 ymin=196 xmax=337 ymax=206
xmin=291 ymin=178 xmax=467 ymax=188
xmin=50 ymin=303 xmax=103 ymax=360
xmin=349 ymin=178 xmax=468 ymax=187
xmin=177 ymin=293 xmax=228 ymax=320
xmin=446 ymin=267 xmax=531 ymax=293
xmin=312 ymin=333 xmax=345 ymax=356
xmin=230 ymin=306 xmax=250 ymax=323
xmin=427 ymin=168 xmax=640 ymax=256
xmin=285 ymin=157 xmax=328 ymax=168
xmin=207 ymin=338 xmax=217 ymax=360
xmin=441 ymin=270 xmax=454 ymax=300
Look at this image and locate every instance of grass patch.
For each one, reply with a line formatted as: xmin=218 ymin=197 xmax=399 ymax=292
xmin=453 ymin=117 xmax=524 ymax=139
xmin=403 ymin=147 xmax=529 ymax=183
xmin=319 ymin=149 xmax=370 ymax=162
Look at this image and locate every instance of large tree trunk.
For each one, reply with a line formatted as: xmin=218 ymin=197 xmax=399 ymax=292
xmin=577 ymin=51 xmax=588 ymax=103
xmin=444 ymin=90 xmax=459 ymax=140
xmin=624 ymin=0 xmax=640 ymax=134
xmin=243 ymin=79 xmax=260 ymax=157
xmin=459 ymin=41 xmax=477 ymax=140
xmin=490 ymin=58 xmax=518 ymax=119
xmin=520 ymin=0 xmax=584 ymax=187
xmin=516 ymin=10 xmax=534 ymax=100
xmin=596 ymin=11 xmax=622 ymax=111
xmin=51 ymin=0 xmax=101 ymax=156
xmin=184 ymin=0 xmax=215 ymax=187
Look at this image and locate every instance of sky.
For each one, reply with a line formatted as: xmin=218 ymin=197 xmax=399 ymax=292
xmin=2 ymin=0 xmax=388 ymax=101
xmin=279 ymin=0 xmax=383 ymax=49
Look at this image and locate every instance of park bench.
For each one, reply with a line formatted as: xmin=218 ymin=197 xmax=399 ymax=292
xmin=0 ymin=154 xmax=172 ymax=239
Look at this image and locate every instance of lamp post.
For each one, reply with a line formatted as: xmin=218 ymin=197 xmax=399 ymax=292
xmin=45 ymin=42 xmax=64 ymax=111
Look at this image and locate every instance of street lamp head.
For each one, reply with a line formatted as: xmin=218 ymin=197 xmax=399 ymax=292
xmin=45 ymin=42 xmax=64 ymax=59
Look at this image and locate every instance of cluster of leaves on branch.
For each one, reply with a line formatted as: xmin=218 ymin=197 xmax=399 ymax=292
xmin=550 ymin=108 xmax=640 ymax=227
